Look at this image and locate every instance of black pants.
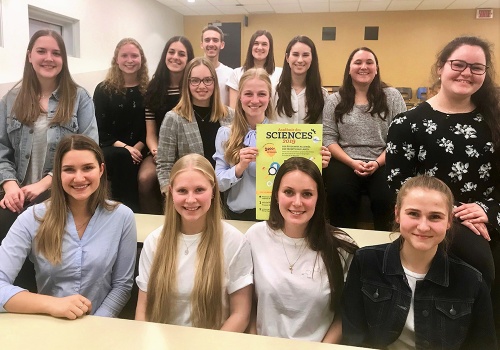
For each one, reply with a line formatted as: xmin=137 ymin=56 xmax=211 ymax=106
xmin=448 ymin=223 xmax=500 ymax=340
xmin=102 ymin=146 xmax=140 ymax=212
xmin=324 ymin=160 xmax=395 ymax=231
xmin=0 ymin=190 xmax=50 ymax=293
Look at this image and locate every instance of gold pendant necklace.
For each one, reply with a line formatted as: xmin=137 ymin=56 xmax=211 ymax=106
xmin=280 ymin=230 xmax=307 ymax=274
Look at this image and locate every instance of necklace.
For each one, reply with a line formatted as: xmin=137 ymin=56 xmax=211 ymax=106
xmin=280 ymin=230 xmax=307 ymax=274
xmin=75 ymin=216 xmax=91 ymax=235
xmin=181 ymin=234 xmax=199 ymax=255
xmin=194 ymin=110 xmax=210 ymax=122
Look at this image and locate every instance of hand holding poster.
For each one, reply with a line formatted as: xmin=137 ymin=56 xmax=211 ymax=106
xmin=255 ymin=124 xmax=323 ymax=220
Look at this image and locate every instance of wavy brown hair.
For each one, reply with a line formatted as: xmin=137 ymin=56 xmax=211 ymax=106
xmin=143 ymin=36 xmax=194 ymax=113
xmin=431 ymin=36 xmax=500 ymax=153
xmin=146 ymin=154 xmax=224 ymax=328
xmin=101 ymin=38 xmax=149 ymax=95
xmin=35 ymin=134 xmax=114 ymax=264
xmin=334 ymin=47 xmax=390 ymax=123
xmin=11 ymin=29 xmax=78 ymax=126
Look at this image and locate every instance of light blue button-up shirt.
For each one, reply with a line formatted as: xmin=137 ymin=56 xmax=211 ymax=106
xmin=0 ymin=202 xmax=137 ymax=317
xmin=214 ymin=126 xmax=257 ymax=213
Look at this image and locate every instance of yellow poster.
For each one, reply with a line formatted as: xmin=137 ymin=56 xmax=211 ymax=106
xmin=255 ymin=124 xmax=323 ymax=220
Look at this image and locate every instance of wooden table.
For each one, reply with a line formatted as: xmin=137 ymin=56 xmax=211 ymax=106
xmin=0 ymin=313 xmax=370 ymax=350
xmin=134 ymin=214 xmax=396 ymax=247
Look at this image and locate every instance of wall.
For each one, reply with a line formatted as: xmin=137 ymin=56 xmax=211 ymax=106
xmin=0 ymin=0 xmax=184 ymax=96
xmin=184 ymin=10 xmax=500 ymax=97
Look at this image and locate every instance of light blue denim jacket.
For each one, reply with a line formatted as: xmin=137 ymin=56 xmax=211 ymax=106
xmin=0 ymin=86 xmax=98 ymax=187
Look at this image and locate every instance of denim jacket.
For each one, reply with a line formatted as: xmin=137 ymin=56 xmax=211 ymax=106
xmin=0 ymin=86 xmax=98 ymax=188
xmin=341 ymin=238 xmax=497 ymax=350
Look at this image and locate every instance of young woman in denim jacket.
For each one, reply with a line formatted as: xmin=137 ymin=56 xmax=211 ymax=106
xmin=342 ymin=175 xmax=497 ymax=349
xmin=0 ymin=30 xmax=97 ymax=290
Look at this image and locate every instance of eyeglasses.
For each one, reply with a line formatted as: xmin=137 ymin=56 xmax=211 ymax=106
xmin=448 ymin=60 xmax=488 ymax=75
xmin=188 ymin=77 xmax=215 ymax=86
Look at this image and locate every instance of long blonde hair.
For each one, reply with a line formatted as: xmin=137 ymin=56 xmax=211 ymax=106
xmin=146 ymin=154 xmax=224 ymax=328
xmin=35 ymin=135 xmax=115 ymax=264
xmin=224 ymin=68 xmax=273 ymax=165
xmin=11 ymin=30 xmax=77 ymax=126
xmin=102 ymin=38 xmax=149 ymax=95
xmin=173 ymin=57 xmax=228 ymax=123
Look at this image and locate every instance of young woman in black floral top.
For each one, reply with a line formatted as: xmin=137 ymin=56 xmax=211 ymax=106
xmin=386 ymin=36 xmax=500 ymax=338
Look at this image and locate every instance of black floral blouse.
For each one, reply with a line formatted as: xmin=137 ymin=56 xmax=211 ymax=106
xmin=386 ymin=102 xmax=500 ymax=232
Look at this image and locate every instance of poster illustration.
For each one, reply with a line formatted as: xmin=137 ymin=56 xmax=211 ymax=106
xmin=255 ymin=123 xmax=323 ymax=220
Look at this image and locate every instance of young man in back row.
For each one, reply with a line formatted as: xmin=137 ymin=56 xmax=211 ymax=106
xmin=201 ymin=25 xmax=233 ymax=106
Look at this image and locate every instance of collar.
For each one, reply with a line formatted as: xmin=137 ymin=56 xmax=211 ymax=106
xmin=52 ymin=86 xmax=61 ymax=101
xmin=382 ymin=237 xmax=449 ymax=287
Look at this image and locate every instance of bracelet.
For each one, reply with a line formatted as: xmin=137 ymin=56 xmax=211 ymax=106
xmin=374 ymin=160 xmax=381 ymax=168
xmin=123 ymin=144 xmax=127 ymax=148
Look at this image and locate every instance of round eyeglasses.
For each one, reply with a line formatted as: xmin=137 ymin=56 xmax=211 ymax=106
xmin=448 ymin=60 xmax=488 ymax=75
xmin=188 ymin=77 xmax=215 ymax=86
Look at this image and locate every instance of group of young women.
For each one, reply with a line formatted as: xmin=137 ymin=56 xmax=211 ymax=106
xmin=0 ymin=27 xmax=499 ymax=348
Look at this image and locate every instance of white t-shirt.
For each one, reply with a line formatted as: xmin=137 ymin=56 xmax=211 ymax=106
xmin=226 ymin=66 xmax=283 ymax=92
xmin=246 ymin=221 xmax=354 ymax=341
xmin=387 ymin=266 xmax=426 ymax=350
xmin=136 ymin=221 xmax=253 ymax=326
xmin=216 ymin=62 xmax=233 ymax=106
xmin=273 ymin=87 xmax=328 ymax=124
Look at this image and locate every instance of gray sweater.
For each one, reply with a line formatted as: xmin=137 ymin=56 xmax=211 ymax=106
xmin=323 ymin=87 xmax=406 ymax=160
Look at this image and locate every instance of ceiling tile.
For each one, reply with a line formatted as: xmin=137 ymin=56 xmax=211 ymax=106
xmin=479 ymin=0 xmax=500 ymax=7
xmin=273 ymin=4 xmax=303 ymax=12
xmin=358 ymin=0 xmax=391 ymax=11
xmin=330 ymin=1 xmax=360 ymax=11
xmin=387 ymin=0 xmax=421 ymax=11
xmin=417 ymin=0 xmax=455 ymax=10
xmin=302 ymin=2 xmax=330 ymax=12
xmin=244 ymin=4 xmax=275 ymax=12
xmin=216 ymin=5 xmax=249 ymax=13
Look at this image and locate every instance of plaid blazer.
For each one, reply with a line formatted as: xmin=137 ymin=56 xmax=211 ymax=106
xmin=157 ymin=108 xmax=234 ymax=191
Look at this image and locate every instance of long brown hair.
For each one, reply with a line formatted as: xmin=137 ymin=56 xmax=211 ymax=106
xmin=101 ymin=38 xmax=149 ymax=95
xmin=275 ymin=35 xmax=324 ymax=123
xmin=11 ymin=29 xmax=78 ymax=126
xmin=146 ymin=154 xmax=224 ymax=328
xmin=242 ymin=30 xmax=275 ymax=75
xmin=35 ymin=134 xmax=114 ymax=264
xmin=173 ymin=57 xmax=228 ymax=123
xmin=267 ymin=157 xmax=358 ymax=311
xmin=224 ymin=68 xmax=273 ymax=165
xmin=334 ymin=47 xmax=390 ymax=123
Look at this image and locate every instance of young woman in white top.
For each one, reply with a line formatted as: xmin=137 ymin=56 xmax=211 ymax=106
xmin=0 ymin=134 xmax=137 ymax=319
xmin=246 ymin=157 xmax=357 ymax=342
xmin=226 ymin=30 xmax=282 ymax=109
xmin=135 ymin=154 xmax=253 ymax=331
xmin=274 ymin=35 xmax=328 ymax=124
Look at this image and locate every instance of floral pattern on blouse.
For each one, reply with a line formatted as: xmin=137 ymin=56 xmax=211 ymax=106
xmin=385 ymin=102 xmax=500 ymax=232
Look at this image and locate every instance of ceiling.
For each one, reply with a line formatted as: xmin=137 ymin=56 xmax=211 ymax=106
xmin=156 ymin=0 xmax=500 ymax=16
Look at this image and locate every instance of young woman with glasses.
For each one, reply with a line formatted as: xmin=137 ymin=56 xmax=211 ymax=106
xmin=386 ymin=36 xmax=500 ymax=338
xmin=156 ymin=57 xmax=233 ymax=193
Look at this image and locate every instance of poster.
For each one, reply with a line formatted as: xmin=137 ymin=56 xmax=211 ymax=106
xmin=255 ymin=123 xmax=323 ymax=220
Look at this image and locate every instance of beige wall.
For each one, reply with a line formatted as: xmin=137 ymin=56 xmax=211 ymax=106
xmin=184 ymin=10 xmax=500 ymax=100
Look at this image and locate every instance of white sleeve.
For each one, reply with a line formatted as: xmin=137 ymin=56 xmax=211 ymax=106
xmin=136 ymin=226 xmax=162 ymax=292
xmin=224 ymin=225 xmax=253 ymax=294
